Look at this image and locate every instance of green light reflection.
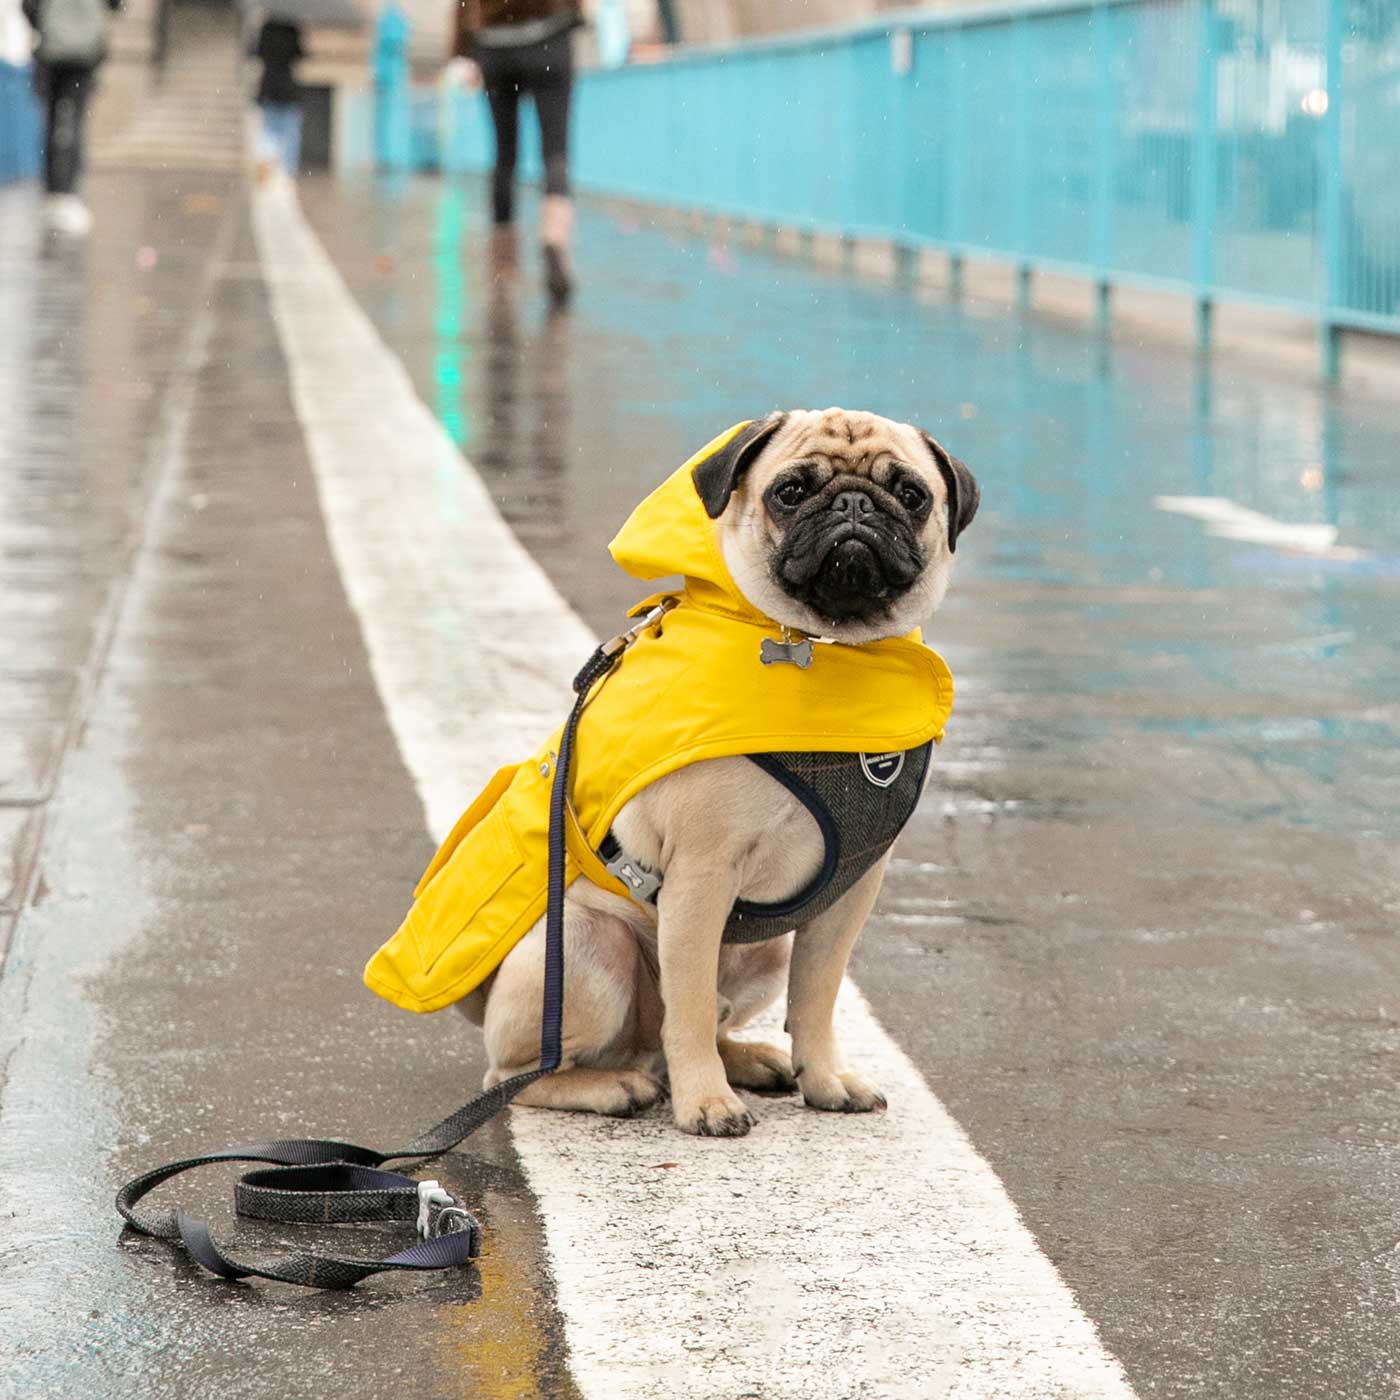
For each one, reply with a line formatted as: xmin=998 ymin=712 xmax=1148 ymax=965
xmin=433 ymin=183 xmax=470 ymax=453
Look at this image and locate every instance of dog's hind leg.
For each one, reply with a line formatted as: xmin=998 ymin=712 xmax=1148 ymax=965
xmin=718 ymin=1037 xmax=797 ymax=1093
xmin=481 ymin=892 xmax=665 ymax=1117
xmin=716 ymin=934 xmax=796 ymax=1092
xmin=505 ymin=1066 xmax=663 ymax=1117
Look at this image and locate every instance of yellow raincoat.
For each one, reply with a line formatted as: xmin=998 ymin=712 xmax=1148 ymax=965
xmin=365 ymin=423 xmax=955 ymax=1013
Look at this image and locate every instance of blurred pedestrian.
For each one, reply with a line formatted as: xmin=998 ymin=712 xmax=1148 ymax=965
xmin=451 ymin=0 xmax=583 ymax=305
xmin=22 ymin=0 xmax=122 ymax=237
xmin=252 ymin=16 xmax=306 ymax=179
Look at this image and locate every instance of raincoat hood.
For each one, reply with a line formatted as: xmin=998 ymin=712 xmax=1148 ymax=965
xmin=365 ymin=424 xmax=956 ymax=1014
xmin=607 ymin=422 xmax=766 ymax=618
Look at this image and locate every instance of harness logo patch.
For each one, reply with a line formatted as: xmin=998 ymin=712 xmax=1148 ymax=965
xmin=860 ymin=751 xmax=904 ymax=788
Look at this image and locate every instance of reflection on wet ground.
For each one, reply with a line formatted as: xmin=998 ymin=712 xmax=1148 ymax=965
xmin=0 ymin=187 xmax=580 ymax=1400
xmin=305 ymin=174 xmax=1400 ymax=841
xmin=0 ymin=176 xmax=236 ymax=951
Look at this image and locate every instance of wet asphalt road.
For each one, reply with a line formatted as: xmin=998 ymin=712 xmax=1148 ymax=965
xmin=307 ymin=175 xmax=1400 ymax=1394
xmin=0 ymin=178 xmax=575 ymax=1399
xmin=1 ymin=165 xmax=1398 ymax=1398
xmin=0 ymin=176 xmax=232 ymax=959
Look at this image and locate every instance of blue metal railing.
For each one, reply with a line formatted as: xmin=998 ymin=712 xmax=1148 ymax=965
xmin=351 ymin=0 xmax=1400 ymax=377
xmin=0 ymin=62 xmax=40 ymax=187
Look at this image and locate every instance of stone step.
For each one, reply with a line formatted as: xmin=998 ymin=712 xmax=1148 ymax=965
xmin=92 ymin=152 xmax=246 ymax=171
xmin=89 ymin=6 xmax=250 ymax=172
xmin=94 ymin=141 xmax=244 ymax=156
xmin=94 ymin=138 xmax=244 ymax=155
xmin=110 ymin=108 xmax=246 ymax=124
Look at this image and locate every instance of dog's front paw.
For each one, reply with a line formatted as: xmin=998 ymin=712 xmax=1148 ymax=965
xmin=798 ymin=1069 xmax=887 ymax=1114
xmin=674 ymin=1090 xmax=757 ymax=1138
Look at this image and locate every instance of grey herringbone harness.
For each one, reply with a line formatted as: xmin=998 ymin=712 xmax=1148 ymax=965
xmin=599 ymin=742 xmax=933 ymax=938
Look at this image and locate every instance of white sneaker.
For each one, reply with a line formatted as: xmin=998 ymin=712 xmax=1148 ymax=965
xmin=44 ymin=195 xmax=94 ymax=237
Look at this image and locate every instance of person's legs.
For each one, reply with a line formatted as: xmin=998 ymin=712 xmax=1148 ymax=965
xmin=524 ymin=33 xmax=576 ymax=302
xmin=261 ymin=104 xmax=304 ymax=175
xmin=284 ymin=105 xmax=303 ymax=174
xmin=44 ymin=63 xmax=92 ymax=197
xmin=258 ymin=105 xmax=282 ymax=170
xmin=479 ymin=57 xmax=522 ymax=225
xmin=36 ymin=64 xmax=58 ymax=193
xmin=529 ymin=38 xmax=573 ymax=203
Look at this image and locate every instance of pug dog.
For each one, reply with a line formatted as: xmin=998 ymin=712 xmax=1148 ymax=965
xmin=458 ymin=408 xmax=977 ymax=1136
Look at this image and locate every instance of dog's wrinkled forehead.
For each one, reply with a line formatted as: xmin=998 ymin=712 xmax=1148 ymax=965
xmin=758 ymin=408 xmax=928 ymax=482
xmin=693 ymin=409 xmax=938 ymax=519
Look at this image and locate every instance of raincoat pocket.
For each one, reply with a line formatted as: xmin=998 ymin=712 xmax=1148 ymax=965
xmin=406 ymin=800 xmax=525 ymax=980
xmin=365 ymin=762 xmax=545 ymax=1012
xmin=415 ymin=763 xmax=520 ymax=898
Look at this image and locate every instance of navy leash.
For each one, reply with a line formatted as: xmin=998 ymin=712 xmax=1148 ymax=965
xmin=114 ymin=617 xmax=656 ymax=1290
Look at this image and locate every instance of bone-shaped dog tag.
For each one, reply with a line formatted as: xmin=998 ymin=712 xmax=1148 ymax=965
xmin=760 ymin=636 xmax=814 ymax=668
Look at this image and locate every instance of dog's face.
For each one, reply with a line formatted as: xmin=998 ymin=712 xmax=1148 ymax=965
xmin=694 ymin=408 xmax=979 ymax=644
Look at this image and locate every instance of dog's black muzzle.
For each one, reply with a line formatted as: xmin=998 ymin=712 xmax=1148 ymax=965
xmin=774 ymin=477 xmax=926 ymax=622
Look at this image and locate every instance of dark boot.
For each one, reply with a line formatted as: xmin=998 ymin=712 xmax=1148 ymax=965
xmin=541 ymin=195 xmax=574 ymax=306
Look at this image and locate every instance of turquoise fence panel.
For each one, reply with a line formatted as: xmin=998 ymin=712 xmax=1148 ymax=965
xmin=1340 ymin=6 xmax=1400 ymax=325
xmin=394 ymin=0 xmax=1398 ymax=360
xmin=848 ymin=33 xmax=896 ymax=233
xmin=1213 ymin=0 xmax=1325 ymax=304
xmin=818 ymin=41 xmax=857 ymax=229
xmin=1109 ymin=0 xmax=1199 ymax=285
xmin=1025 ymin=8 xmax=1102 ymax=268
xmin=766 ymin=49 xmax=818 ymax=224
xmin=955 ymin=19 xmax=1020 ymax=254
xmin=1 ymin=62 xmax=40 ymax=187
xmin=697 ymin=58 xmax=733 ymax=212
xmin=763 ymin=48 xmax=810 ymax=224
xmin=904 ymin=27 xmax=952 ymax=244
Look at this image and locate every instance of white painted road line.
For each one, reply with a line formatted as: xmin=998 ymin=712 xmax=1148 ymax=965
xmin=253 ymin=181 xmax=1139 ymax=1400
xmin=1153 ymin=494 xmax=1353 ymax=556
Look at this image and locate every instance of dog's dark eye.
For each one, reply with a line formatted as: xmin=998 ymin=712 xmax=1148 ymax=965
xmin=772 ymin=478 xmax=810 ymax=510
xmin=897 ymin=481 xmax=928 ymax=513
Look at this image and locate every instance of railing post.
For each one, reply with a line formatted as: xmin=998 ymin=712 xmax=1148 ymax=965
xmin=1095 ymin=281 xmax=1113 ymax=334
xmin=1192 ymin=0 xmax=1219 ymax=354
xmin=1013 ymin=14 xmax=1033 ymax=313
xmin=1092 ymin=0 xmax=1115 ymax=335
xmin=1319 ymin=0 xmax=1344 ymax=382
xmin=891 ymin=25 xmax=914 ymax=266
xmin=1016 ymin=265 xmax=1033 ymax=314
xmin=945 ymin=23 xmax=965 ymax=297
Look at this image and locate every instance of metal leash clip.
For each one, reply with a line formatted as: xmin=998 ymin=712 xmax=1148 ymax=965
xmin=600 ymin=596 xmax=678 ymax=659
xmin=416 ymin=1180 xmax=473 ymax=1240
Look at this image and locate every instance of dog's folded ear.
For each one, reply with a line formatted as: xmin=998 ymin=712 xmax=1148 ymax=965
xmin=920 ymin=431 xmax=980 ymax=553
xmin=692 ymin=413 xmax=788 ymax=519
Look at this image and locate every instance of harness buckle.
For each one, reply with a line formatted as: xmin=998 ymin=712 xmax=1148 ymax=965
xmin=604 ymin=848 xmax=662 ymax=905
xmin=416 ymin=1179 xmax=456 ymax=1239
